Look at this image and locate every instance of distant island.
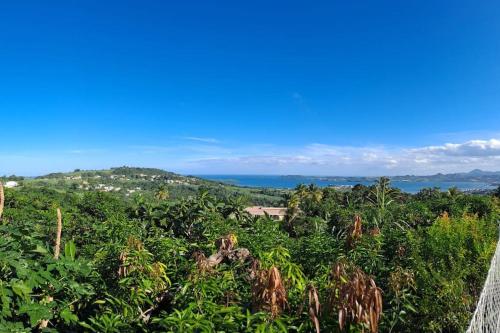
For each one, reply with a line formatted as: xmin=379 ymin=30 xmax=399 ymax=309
xmin=201 ymin=169 xmax=500 ymax=193
xmin=281 ymin=169 xmax=500 ymax=185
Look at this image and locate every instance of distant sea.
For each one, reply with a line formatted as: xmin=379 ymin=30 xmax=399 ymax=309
xmin=198 ymin=175 xmax=496 ymax=194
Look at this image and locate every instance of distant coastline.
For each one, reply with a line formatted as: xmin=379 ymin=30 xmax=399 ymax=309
xmin=198 ymin=170 xmax=500 ymax=194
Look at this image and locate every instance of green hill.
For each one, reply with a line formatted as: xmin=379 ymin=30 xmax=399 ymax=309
xmin=16 ymin=166 xmax=286 ymax=206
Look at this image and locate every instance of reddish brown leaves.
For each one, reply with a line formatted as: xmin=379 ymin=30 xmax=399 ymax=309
xmin=328 ymin=262 xmax=383 ymax=333
xmin=369 ymin=227 xmax=381 ymax=236
xmin=251 ymin=261 xmax=288 ymax=318
xmin=352 ymin=215 xmax=363 ymax=239
xmin=118 ymin=251 xmax=129 ymax=278
xmin=348 ymin=215 xmax=363 ymax=248
xmin=307 ymin=284 xmax=321 ymax=333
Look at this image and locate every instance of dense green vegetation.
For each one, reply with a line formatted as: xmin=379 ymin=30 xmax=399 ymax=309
xmin=5 ymin=167 xmax=286 ymax=206
xmin=0 ymin=177 xmax=498 ymax=332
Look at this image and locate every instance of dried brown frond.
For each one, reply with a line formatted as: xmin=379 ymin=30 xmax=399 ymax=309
xmin=192 ymin=250 xmax=213 ymax=274
xmin=348 ymin=215 xmax=363 ymax=247
xmin=307 ymin=284 xmax=321 ymax=333
xmin=251 ymin=263 xmax=288 ymax=318
xmin=249 ymin=258 xmax=262 ymax=281
xmin=328 ymin=261 xmax=383 ymax=333
xmin=118 ymin=251 xmax=129 ymax=277
xmin=353 ymin=215 xmax=362 ymax=238
xmin=370 ymin=227 xmax=381 ymax=236
xmin=54 ymin=208 xmax=62 ymax=259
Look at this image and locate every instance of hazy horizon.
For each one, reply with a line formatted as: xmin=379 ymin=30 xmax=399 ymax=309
xmin=6 ymin=165 xmax=500 ymax=179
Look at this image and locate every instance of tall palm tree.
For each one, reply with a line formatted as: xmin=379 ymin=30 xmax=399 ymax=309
xmin=286 ymin=193 xmax=301 ymax=228
xmin=369 ymin=177 xmax=395 ymax=228
xmin=295 ymin=184 xmax=308 ymax=198
xmin=307 ymin=184 xmax=323 ymax=203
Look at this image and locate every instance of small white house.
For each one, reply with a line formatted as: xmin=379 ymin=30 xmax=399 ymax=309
xmin=4 ymin=181 xmax=19 ymax=188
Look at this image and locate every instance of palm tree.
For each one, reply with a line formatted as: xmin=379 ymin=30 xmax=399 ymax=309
xmin=369 ymin=177 xmax=395 ymax=228
xmin=307 ymin=184 xmax=323 ymax=203
xmin=295 ymin=184 xmax=308 ymax=198
xmin=155 ymin=185 xmax=169 ymax=201
xmin=285 ymin=193 xmax=301 ymax=230
xmin=447 ymin=186 xmax=461 ymax=199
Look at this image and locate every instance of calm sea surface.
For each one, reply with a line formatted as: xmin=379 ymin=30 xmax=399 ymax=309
xmin=198 ymin=175 xmax=496 ymax=194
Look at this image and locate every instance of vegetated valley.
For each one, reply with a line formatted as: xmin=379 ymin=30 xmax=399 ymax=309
xmin=0 ymin=167 xmax=499 ymax=332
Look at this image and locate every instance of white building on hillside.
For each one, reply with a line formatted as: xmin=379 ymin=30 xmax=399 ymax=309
xmin=245 ymin=206 xmax=287 ymax=221
xmin=5 ymin=181 xmax=19 ymax=188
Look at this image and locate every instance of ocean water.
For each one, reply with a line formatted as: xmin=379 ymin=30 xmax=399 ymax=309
xmin=198 ymin=175 xmax=496 ymax=194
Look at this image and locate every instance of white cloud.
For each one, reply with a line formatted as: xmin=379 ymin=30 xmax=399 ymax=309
xmin=410 ymin=139 xmax=500 ymax=157
xmin=182 ymin=136 xmax=220 ymax=144
xmin=181 ymin=139 xmax=500 ymax=175
xmin=3 ymin=138 xmax=500 ymax=176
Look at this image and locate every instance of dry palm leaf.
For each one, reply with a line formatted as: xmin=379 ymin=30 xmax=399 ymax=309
xmin=307 ymin=284 xmax=321 ymax=333
xmin=251 ymin=262 xmax=288 ymax=318
xmin=328 ymin=262 xmax=382 ymax=333
xmin=348 ymin=215 xmax=363 ymax=247
xmin=352 ymin=215 xmax=362 ymax=238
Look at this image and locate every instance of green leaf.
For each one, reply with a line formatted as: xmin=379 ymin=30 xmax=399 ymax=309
xmin=0 ymin=288 xmax=12 ymax=317
xmin=11 ymin=281 xmax=32 ymax=300
xmin=64 ymin=241 xmax=76 ymax=260
xmin=33 ymin=244 xmax=48 ymax=254
xmin=60 ymin=307 xmax=78 ymax=324
xmin=404 ymin=303 xmax=418 ymax=313
xmin=19 ymin=303 xmax=52 ymax=327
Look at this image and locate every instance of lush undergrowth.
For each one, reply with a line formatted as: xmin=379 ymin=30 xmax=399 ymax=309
xmin=0 ymin=179 xmax=498 ymax=332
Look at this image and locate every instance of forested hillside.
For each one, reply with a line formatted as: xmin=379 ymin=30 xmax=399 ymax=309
xmin=3 ymin=167 xmax=286 ymax=206
xmin=0 ymin=178 xmax=498 ymax=332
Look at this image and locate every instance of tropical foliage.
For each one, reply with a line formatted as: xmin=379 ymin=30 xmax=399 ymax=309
xmin=0 ymin=179 xmax=498 ymax=332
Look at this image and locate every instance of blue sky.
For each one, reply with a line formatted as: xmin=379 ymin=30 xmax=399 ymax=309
xmin=1 ymin=1 xmax=500 ymax=176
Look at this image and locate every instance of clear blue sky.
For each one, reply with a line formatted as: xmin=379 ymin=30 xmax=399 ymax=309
xmin=1 ymin=1 xmax=500 ymax=175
